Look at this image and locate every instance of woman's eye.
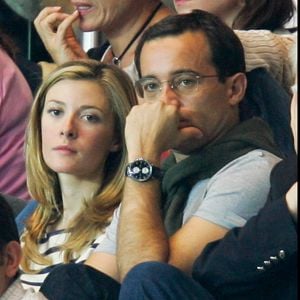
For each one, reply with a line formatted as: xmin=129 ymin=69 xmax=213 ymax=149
xmin=48 ymin=109 xmax=61 ymax=116
xmin=82 ymin=114 xmax=100 ymax=123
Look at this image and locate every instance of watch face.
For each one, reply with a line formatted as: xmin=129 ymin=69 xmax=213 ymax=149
xmin=127 ymin=159 xmax=152 ymax=182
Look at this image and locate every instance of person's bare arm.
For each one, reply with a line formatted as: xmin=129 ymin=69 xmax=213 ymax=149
xmin=85 ymin=252 xmax=120 ymax=282
xmin=118 ymin=187 xmax=228 ymax=280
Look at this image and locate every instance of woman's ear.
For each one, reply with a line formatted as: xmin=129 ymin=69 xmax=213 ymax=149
xmin=4 ymin=241 xmax=22 ymax=279
xmin=226 ymin=72 xmax=247 ymax=106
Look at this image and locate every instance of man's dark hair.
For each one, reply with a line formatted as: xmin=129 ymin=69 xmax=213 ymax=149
xmin=0 ymin=194 xmax=20 ymax=253
xmin=135 ymin=9 xmax=246 ymax=82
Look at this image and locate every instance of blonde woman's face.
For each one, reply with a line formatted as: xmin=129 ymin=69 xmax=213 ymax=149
xmin=41 ymin=79 xmax=119 ymax=180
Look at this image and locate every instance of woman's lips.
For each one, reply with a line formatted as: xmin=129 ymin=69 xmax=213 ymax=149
xmin=54 ymin=145 xmax=77 ymax=154
xmin=71 ymin=2 xmax=93 ymax=16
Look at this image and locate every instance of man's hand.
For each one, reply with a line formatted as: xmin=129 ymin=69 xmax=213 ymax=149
xmin=125 ymin=101 xmax=180 ymax=162
xmin=34 ymin=7 xmax=87 ymax=64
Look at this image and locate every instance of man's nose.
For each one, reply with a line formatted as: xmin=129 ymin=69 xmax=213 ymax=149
xmin=160 ymin=83 xmax=181 ymax=106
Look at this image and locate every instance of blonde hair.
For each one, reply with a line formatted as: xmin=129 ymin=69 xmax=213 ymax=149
xmin=21 ymin=60 xmax=137 ymax=272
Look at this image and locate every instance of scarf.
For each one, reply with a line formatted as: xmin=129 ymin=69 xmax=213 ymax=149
xmin=161 ymin=117 xmax=282 ymax=236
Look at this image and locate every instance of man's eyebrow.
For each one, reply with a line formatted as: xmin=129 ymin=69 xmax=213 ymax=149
xmin=141 ymin=69 xmax=199 ymax=79
xmin=172 ymin=69 xmax=199 ymax=75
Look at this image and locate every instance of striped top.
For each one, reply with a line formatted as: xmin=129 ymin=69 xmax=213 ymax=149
xmin=20 ymin=228 xmax=105 ymax=292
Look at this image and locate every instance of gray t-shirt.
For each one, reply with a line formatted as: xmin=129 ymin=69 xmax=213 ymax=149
xmin=95 ymin=149 xmax=281 ymax=255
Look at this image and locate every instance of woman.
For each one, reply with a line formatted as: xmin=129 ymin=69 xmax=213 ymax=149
xmin=20 ymin=60 xmax=137 ymax=291
xmin=173 ymin=0 xmax=295 ymax=31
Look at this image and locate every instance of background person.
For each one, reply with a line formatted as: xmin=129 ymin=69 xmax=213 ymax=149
xmin=0 ymin=194 xmax=46 ymax=299
xmin=0 ymin=29 xmax=32 ymax=201
xmin=34 ymin=0 xmax=173 ymax=81
xmin=173 ymin=0 xmax=295 ymax=31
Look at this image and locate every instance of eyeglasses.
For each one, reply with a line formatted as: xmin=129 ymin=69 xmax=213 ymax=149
xmin=135 ymin=72 xmax=218 ymax=99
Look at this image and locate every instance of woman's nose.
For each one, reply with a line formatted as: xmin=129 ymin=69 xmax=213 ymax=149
xmin=60 ymin=118 xmax=77 ymax=139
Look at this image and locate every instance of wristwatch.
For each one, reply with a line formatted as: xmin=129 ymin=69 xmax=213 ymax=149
xmin=125 ymin=158 xmax=163 ymax=182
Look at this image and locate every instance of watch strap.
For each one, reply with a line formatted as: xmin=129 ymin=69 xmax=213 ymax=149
xmin=126 ymin=158 xmax=163 ymax=182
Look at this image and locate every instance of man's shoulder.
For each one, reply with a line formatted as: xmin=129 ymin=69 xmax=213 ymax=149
xmin=220 ymin=149 xmax=281 ymax=172
xmin=189 ymin=149 xmax=281 ymax=194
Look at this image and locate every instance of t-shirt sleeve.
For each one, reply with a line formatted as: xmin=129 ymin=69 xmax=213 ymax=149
xmin=93 ymin=205 xmax=120 ymax=255
xmin=190 ymin=150 xmax=281 ymax=229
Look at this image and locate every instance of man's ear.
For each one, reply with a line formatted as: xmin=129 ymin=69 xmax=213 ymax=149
xmin=4 ymin=241 xmax=22 ymax=279
xmin=226 ymin=72 xmax=247 ymax=106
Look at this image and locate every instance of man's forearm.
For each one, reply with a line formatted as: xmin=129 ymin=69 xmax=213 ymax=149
xmin=117 ymin=179 xmax=169 ymax=281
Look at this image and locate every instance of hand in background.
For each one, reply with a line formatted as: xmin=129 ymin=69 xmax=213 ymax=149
xmin=34 ymin=6 xmax=87 ymax=64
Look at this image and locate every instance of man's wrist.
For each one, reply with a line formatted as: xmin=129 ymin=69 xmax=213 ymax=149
xmin=125 ymin=158 xmax=163 ymax=182
xmin=128 ymin=151 xmax=161 ymax=166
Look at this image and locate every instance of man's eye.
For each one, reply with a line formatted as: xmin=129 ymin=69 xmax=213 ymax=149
xmin=144 ymin=82 xmax=160 ymax=92
xmin=177 ymin=77 xmax=197 ymax=88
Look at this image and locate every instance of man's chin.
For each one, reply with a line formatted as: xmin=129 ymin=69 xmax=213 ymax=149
xmin=173 ymin=138 xmax=205 ymax=155
xmin=174 ymin=128 xmax=205 ymax=154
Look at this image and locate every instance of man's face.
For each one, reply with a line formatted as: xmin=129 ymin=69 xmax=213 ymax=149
xmin=139 ymin=31 xmax=240 ymax=154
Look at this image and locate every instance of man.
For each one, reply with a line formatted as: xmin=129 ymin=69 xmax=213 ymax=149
xmin=118 ymin=42 xmax=298 ymax=300
xmin=40 ymin=10 xmax=282 ymax=299
xmin=114 ymin=7 xmax=282 ymax=280
xmin=0 ymin=195 xmax=45 ymax=299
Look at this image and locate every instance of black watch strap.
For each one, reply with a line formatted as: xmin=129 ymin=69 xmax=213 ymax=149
xmin=125 ymin=158 xmax=163 ymax=182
